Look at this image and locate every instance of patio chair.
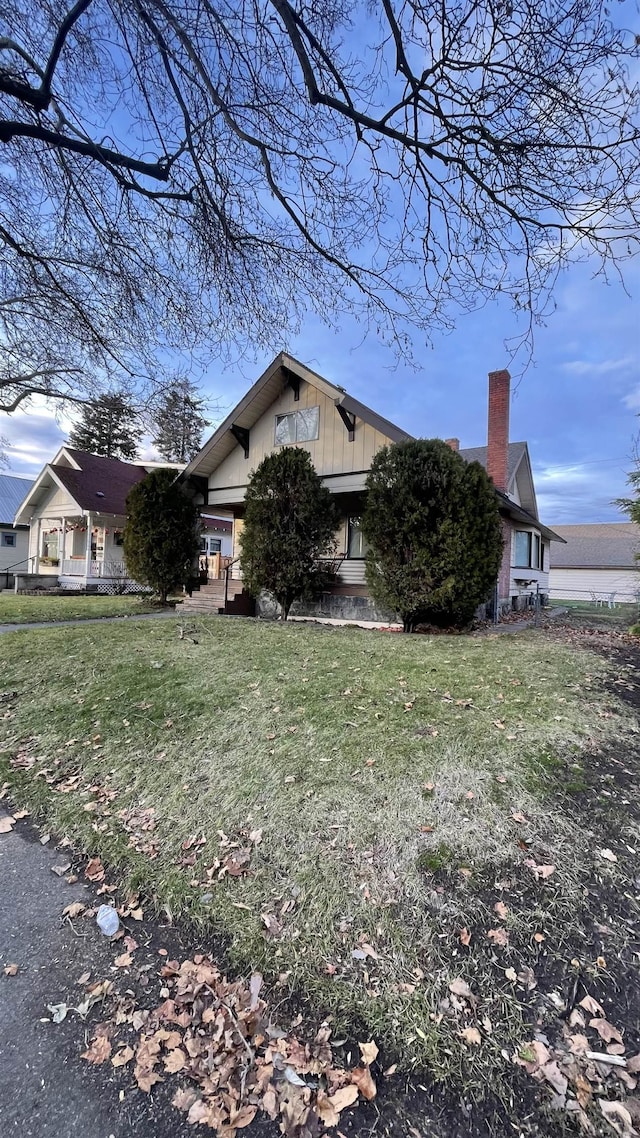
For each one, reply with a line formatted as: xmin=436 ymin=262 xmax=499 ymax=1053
xmin=607 ymin=592 xmax=617 ymax=609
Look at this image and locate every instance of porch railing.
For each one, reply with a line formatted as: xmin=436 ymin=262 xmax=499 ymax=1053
xmin=61 ymin=559 xmax=128 ymax=578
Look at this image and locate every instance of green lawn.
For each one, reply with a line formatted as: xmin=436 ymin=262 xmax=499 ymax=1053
xmin=0 ymin=593 xmax=160 ymax=624
xmin=0 ymin=616 xmax=636 ymax=1100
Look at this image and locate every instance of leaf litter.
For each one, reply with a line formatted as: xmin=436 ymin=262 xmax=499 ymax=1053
xmin=79 ymin=949 xmax=379 ymax=1135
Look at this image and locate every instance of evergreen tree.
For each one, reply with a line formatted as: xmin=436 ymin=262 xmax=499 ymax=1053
xmin=123 ymin=469 xmax=201 ymax=604
xmin=241 ymin=448 xmax=340 ymax=620
xmin=68 ymin=392 xmax=138 ymax=460
xmin=362 ymin=439 xmax=503 ymax=632
xmin=152 ymin=379 xmax=209 ymax=463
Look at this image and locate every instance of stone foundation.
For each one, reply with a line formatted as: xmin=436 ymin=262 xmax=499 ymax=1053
xmin=256 ymin=590 xmax=398 ymax=624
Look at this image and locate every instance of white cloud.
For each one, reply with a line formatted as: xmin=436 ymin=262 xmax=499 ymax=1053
xmin=561 ymin=356 xmax=635 ymax=378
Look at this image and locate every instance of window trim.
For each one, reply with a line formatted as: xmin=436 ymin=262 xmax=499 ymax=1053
xmin=274 ymin=405 xmax=320 ymax=446
xmin=514 ymin=528 xmax=544 ymax=570
xmin=1 ymin=531 xmax=17 ymax=548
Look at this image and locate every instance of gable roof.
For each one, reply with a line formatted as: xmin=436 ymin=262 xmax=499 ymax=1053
xmin=51 ymin=450 xmax=150 ymax=515
xmin=0 ymin=474 xmax=34 ymax=525
xmin=550 ymin=523 xmax=640 ymax=568
xmin=14 ymin=449 xmax=156 ymax=523
xmin=459 ymin=443 xmax=527 ymax=487
xmin=184 ymin=353 xmax=411 ymax=479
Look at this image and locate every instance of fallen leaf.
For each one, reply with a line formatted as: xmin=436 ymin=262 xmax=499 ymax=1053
xmin=47 ymin=1002 xmax=68 ymax=1023
xmin=63 ymin=902 xmax=86 ymax=919
xmin=505 ymin=967 xmax=518 ymax=982
xmin=494 ymin=901 xmax=509 ymax=919
xmin=231 ymin=1105 xmax=258 ymax=1129
xmin=163 ymin=1047 xmax=187 ymax=1073
xmin=599 ymin=1099 xmax=637 ymax=1137
xmin=129 ymin=907 xmax=144 ymax=921
xmin=449 ymin=978 xmax=474 ymax=1001
xmin=359 ymin=1040 xmax=379 ymax=1066
xmin=465 ymin=791 xmax=475 ymax=800
xmin=112 ymin=1046 xmax=134 ymax=1068
xmin=172 ymin=1087 xmax=198 ymax=1112
xmin=114 ymin=952 xmax=133 ymax=968
xmin=262 ymin=913 xmax=283 ymax=938
xmin=537 ymin=864 xmax=555 ymax=879
xmin=85 ymin=857 xmax=105 ymax=882
xmin=459 ymin=1026 xmax=482 ymax=1046
xmin=135 ymin=1065 xmax=163 ymax=1093
xmin=511 ymin=811 xmax=528 ymax=824
xmin=487 ymin=927 xmax=509 ymax=947
xmin=517 ymin=966 xmax=537 ymax=991
xmin=351 ymin=1066 xmax=377 ymax=1100
xmin=541 ymin=1061 xmax=568 ymax=1097
xmin=329 ymin=1085 xmax=359 ymax=1112
xmin=580 ymin=994 xmax=606 ymax=1017
xmin=599 ymin=848 xmax=618 ymax=864
xmin=316 ymin=1092 xmax=340 ymax=1128
xmin=459 ymin=927 xmax=471 ymax=946
xmin=186 ymin=1098 xmax=210 ymax=1124
xmin=628 ymin=1056 xmax=640 ymax=1074
xmin=81 ymin=1035 xmax=112 ymax=1065
xmin=0 ymin=816 xmax=15 ymax=833
xmin=51 ymin=863 xmax=71 ymax=876
xmin=533 ymin=932 xmax=545 ymax=943
xmin=3 ymin=962 xmax=18 ymax=976
xmin=589 ymin=1018 xmax=624 ymax=1045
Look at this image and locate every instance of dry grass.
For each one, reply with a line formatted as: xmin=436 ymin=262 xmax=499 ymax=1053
xmin=0 ymin=615 xmax=635 ymax=1095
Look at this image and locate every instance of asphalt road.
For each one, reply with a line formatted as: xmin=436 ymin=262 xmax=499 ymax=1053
xmin=0 ymin=812 xmax=201 ymax=1137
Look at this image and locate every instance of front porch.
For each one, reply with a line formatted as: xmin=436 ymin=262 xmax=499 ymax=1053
xmin=27 ymin=514 xmax=142 ymax=594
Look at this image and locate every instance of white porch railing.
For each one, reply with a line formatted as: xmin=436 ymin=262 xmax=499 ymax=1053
xmin=61 ymin=559 xmax=128 ymax=578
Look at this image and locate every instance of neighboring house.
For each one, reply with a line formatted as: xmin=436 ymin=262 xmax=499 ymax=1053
xmin=182 ymin=353 xmax=562 ymax=620
xmin=549 ymin=523 xmax=640 ymax=604
xmin=0 ymin=473 xmax=34 ymax=587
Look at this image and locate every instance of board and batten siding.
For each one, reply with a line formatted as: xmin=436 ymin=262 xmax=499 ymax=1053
xmin=549 ymin=567 xmax=640 ymax=602
xmin=209 ymin=379 xmax=393 ymax=492
xmin=230 ymin=515 xmax=368 ymax=586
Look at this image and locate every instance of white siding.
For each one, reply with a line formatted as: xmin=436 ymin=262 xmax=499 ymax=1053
xmin=549 ymin=568 xmax=639 ymax=603
xmin=0 ymin=526 xmax=29 ymax=574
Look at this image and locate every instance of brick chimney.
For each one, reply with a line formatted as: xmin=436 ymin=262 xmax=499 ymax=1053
xmin=444 ymin=437 xmax=459 ymax=452
xmin=487 ymin=369 xmax=510 ymax=491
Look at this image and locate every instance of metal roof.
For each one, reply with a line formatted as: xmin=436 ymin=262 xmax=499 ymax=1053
xmin=549 ymin=523 xmax=640 ymax=568
xmin=0 ymin=474 xmax=34 ymax=525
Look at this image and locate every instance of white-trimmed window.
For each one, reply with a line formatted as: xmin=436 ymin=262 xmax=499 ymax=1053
xmin=514 ymin=530 xmax=543 ymax=570
xmin=1 ymin=532 xmax=16 ymax=547
xmin=275 ymin=406 xmax=320 ymax=445
xmin=42 ymin=530 xmax=59 ymax=559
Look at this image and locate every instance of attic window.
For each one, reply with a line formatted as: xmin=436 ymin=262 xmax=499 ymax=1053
xmin=275 ymin=406 xmax=319 ymax=445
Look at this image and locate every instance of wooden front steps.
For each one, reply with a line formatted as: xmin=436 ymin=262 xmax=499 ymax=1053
xmin=181 ymin=578 xmax=254 ymax=616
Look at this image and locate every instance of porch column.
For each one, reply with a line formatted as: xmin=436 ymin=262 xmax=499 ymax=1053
xmin=34 ymin=517 xmax=41 ymax=573
xmin=59 ymin=517 xmax=66 ymax=570
xmin=84 ymin=518 xmax=92 ymax=580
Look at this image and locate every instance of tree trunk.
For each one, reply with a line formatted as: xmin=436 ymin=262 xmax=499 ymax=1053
xmin=403 ymin=615 xmax=416 ymax=634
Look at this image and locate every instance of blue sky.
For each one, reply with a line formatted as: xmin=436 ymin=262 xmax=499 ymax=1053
xmin=2 ymin=250 xmax=638 ymax=526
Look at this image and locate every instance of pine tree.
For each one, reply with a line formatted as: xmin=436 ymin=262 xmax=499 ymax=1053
xmin=68 ymin=392 xmax=138 ymax=460
xmin=362 ymin=439 xmax=503 ymax=632
xmin=123 ymin=468 xmax=201 ymax=604
xmin=241 ymin=448 xmax=340 ymax=619
xmin=152 ymin=379 xmax=208 ymax=463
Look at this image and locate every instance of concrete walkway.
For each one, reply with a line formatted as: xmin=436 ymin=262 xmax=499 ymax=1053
xmin=0 ymin=611 xmax=182 ymax=635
